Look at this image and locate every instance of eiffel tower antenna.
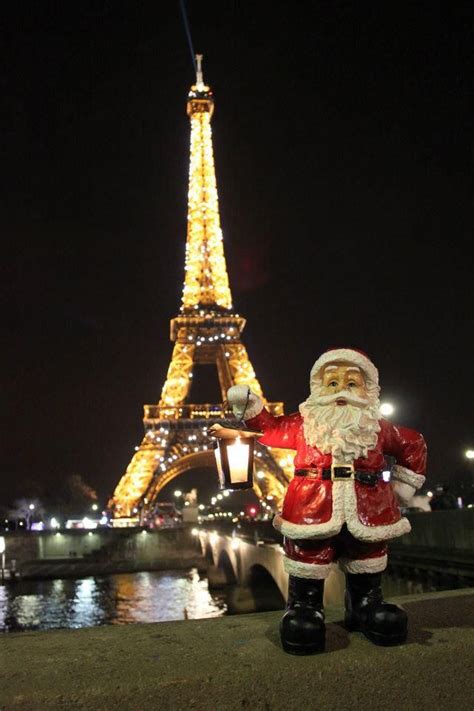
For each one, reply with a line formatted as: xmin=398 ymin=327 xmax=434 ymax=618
xmin=108 ymin=65 xmax=293 ymax=522
xmin=195 ymin=53 xmax=204 ymax=86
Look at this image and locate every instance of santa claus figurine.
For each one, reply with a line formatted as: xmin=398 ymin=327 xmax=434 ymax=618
xmin=227 ymin=347 xmax=426 ymax=655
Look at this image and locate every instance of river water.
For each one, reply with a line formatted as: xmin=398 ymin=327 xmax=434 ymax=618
xmin=0 ymin=569 xmax=459 ymax=633
xmin=0 ymin=569 xmax=226 ymax=633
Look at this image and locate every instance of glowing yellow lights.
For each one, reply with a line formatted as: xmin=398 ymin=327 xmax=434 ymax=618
xmin=108 ymin=68 xmax=291 ymax=520
xmin=160 ymin=343 xmax=195 ymax=407
xmin=181 ymin=100 xmax=232 ymax=310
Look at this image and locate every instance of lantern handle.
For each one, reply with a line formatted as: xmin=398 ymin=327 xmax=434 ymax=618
xmin=210 ymin=388 xmax=261 ymax=439
xmin=239 ymin=387 xmax=251 ymax=425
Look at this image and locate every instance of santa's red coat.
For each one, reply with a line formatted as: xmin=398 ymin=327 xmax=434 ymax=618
xmin=246 ymin=408 xmax=427 ymax=543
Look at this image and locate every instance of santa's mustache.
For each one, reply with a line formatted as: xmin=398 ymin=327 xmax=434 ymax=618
xmin=314 ymin=390 xmax=369 ymax=407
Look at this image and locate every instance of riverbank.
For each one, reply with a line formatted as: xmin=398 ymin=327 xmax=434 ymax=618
xmin=1 ymin=527 xmax=203 ymax=580
xmin=1 ymin=588 xmax=473 ymax=710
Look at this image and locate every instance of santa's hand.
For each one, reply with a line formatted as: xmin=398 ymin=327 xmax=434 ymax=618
xmin=226 ymin=385 xmax=263 ymax=421
xmin=391 ymin=480 xmax=416 ymax=507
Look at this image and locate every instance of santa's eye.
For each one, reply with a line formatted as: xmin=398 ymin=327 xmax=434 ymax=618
xmin=348 ymin=381 xmax=357 ymax=388
xmin=329 ymin=381 xmax=338 ymax=387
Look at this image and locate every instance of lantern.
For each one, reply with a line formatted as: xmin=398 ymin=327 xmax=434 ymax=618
xmin=210 ymin=424 xmax=261 ymax=491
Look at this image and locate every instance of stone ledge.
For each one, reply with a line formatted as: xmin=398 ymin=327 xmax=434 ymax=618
xmin=0 ymin=589 xmax=473 ymax=710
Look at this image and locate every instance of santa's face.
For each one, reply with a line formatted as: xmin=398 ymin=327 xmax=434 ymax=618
xmin=299 ymin=361 xmax=380 ymax=463
xmin=320 ymin=363 xmax=368 ymax=406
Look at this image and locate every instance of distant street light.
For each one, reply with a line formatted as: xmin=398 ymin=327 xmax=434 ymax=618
xmin=91 ymin=503 xmax=98 ymax=511
xmin=465 ymin=450 xmax=474 ymax=460
xmin=380 ymin=402 xmax=395 ymax=417
xmin=26 ymin=503 xmax=35 ymax=531
xmin=174 ymin=490 xmax=183 ymax=498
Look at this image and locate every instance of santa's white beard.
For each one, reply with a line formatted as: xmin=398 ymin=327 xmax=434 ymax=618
xmin=299 ymin=390 xmax=381 ymax=463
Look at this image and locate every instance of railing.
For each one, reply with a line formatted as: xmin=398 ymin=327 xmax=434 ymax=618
xmin=144 ymin=404 xmax=229 ymax=421
xmin=143 ymin=402 xmax=284 ymax=422
xmin=199 ymin=519 xmax=283 ymax=545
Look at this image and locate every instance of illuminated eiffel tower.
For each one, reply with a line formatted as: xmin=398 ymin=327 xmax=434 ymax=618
xmin=109 ymin=57 xmax=293 ymax=521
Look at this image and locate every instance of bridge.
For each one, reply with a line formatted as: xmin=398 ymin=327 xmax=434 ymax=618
xmin=3 ymin=511 xmax=473 ymax=611
xmin=196 ymin=508 xmax=474 ymax=609
xmin=196 ymin=520 xmax=345 ymax=611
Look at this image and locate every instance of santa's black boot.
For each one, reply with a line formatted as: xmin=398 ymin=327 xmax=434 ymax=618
xmin=344 ymin=572 xmax=407 ymax=646
xmin=280 ymin=575 xmax=326 ymax=655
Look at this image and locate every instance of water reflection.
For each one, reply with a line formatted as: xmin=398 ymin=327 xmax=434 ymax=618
xmin=0 ymin=569 xmax=226 ymax=633
xmin=0 ymin=569 xmax=460 ymax=633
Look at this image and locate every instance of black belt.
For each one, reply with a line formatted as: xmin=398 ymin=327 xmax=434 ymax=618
xmin=295 ymin=466 xmax=383 ymax=486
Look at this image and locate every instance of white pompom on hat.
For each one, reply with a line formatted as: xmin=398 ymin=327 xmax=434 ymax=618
xmin=310 ymin=347 xmax=379 ymax=391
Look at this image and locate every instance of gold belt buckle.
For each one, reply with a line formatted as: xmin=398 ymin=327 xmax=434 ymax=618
xmin=331 ymin=464 xmax=355 ymax=481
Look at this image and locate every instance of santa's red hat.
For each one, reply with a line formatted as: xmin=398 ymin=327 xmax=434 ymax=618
xmin=310 ymin=347 xmax=379 ymax=391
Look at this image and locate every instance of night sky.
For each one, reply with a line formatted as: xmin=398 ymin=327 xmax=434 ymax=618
xmin=2 ymin=2 xmax=474 ymax=507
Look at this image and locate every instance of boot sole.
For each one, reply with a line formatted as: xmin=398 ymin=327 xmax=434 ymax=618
xmin=345 ymin=618 xmax=407 ymax=646
xmin=281 ymin=638 xmax=326 ymax=655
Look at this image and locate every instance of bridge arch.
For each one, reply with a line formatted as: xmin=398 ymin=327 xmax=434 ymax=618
xmin=204 ymin=543 xmax=214 ymax=565
xmin=217 ymin=549 xmax=238 ymax=585
xmin=247 ymin=564 xmax=286 ymax=611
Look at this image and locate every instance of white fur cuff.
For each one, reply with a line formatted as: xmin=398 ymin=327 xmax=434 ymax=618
xmin=338 ymin=555 xmax=388 ymax=574
xmin=243 ymin=394 xmax=264 ymax=420
xmin=273 ymin=513 xmax=344 ymax=540
xmin=392 ymin=464 xmax=425 ymax=489
xmin=284 ymin=557 xmax=335 ymax=579
xmin=226 ymin=385 xmax=263 ymax=420
xmin=391 ymin=480 xmax=416 ymax=506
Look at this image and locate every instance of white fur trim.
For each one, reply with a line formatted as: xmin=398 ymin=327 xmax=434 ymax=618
xmin=272 ymin=482 xmax=346 ymax=539
xmin=274 ymin=479 xmax=411 ymax=543
xmin=338 ymin=555 xmax=388 ymax=574
xmin=243 ymin=395 xmax=264 ymax=420
xmin=343 ymin=482 xmax=411 ymax=541
xmin=310 ymin=349 xmax=379 ymax=388
xmin=391 ymin=480 xmax=416 ymax=506
xmin=284 ymin=557 xmax=335 ymax=579
xmin=392 ymin=464 xmax=425 ymax=489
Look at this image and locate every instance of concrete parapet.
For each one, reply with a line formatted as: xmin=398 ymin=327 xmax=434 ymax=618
xmin=396 ymin=508 xmax=474 ymax=551
xmin=0 ymin=589 xmax=472 ymax=710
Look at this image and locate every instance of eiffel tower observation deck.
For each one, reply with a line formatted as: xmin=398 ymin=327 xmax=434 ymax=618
xmin=109 ymin=57 xmax=294 ymax=521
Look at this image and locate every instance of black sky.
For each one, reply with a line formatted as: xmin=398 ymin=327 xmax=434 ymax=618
xmin=2 ymin=1 xmax=474 ymax=505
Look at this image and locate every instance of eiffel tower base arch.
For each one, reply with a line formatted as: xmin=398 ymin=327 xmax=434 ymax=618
xmin=109 ymin=411 xmax=293 ymax=521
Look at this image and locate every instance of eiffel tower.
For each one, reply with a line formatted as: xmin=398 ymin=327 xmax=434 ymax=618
xmin=109 ymin=57 xmax=294 ymax=521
